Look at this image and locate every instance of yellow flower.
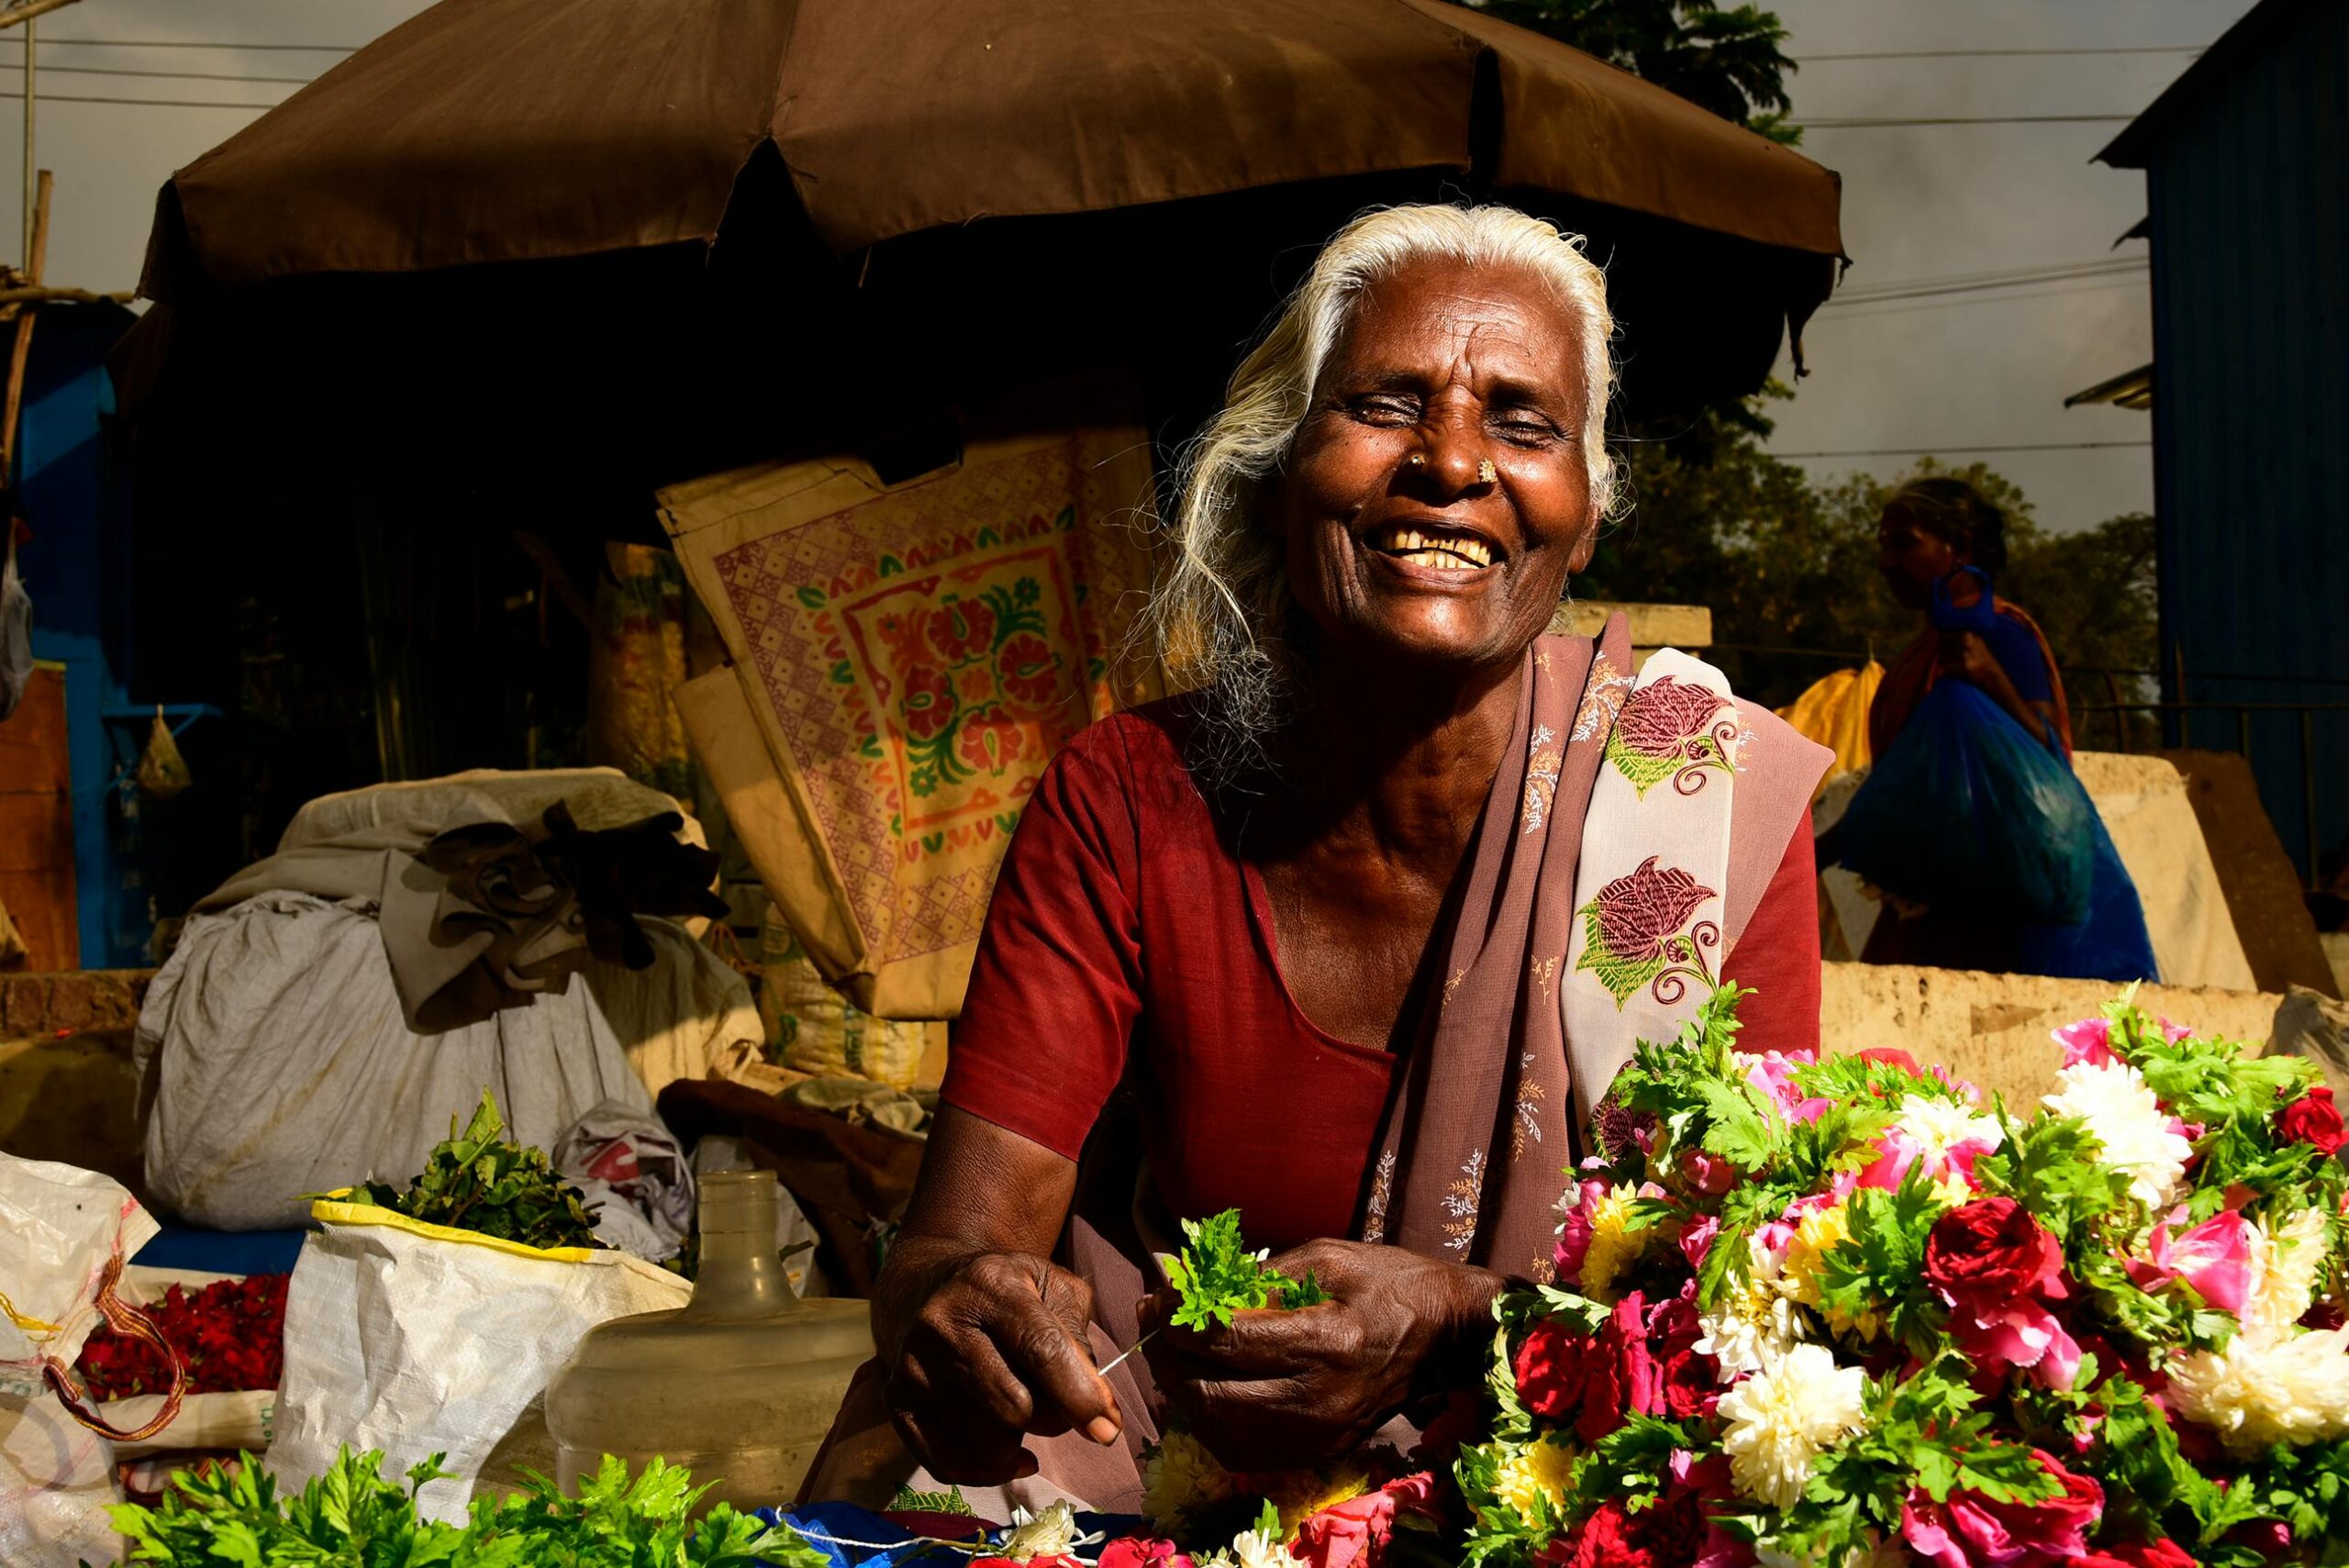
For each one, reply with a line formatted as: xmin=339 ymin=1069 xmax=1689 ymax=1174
xmin=1579 ymin=1190 xmax=1646 ymax=1302
xmin=1781 ymin=1202 xmax=1880 ymax=1340
xmin=1263 ymin=1462 xmax=1371 ymax=1537
xmin=1141 ymin=1427 xmax=1235 ymax=1529
xmin=1492 ymin=1436 xmax=1580 ymax=1525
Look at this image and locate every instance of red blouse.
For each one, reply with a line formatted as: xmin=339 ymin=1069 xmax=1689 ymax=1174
xmin=941 ymin=702 xmax=1821 ymax=1254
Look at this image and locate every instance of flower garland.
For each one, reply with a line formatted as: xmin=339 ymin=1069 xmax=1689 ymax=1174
xmin=1456 ymin=984 xmax=2349 ymax=1568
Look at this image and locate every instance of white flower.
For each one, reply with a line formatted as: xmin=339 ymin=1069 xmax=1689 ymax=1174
xmin=1226 ymin=1529 xmax=1289 ymax=1568
xmin=1757 ymin=1536 xmax=1909 ymax=1568
xmin=2242 ymin=1207 xmax=2332 ymax=1339
xmin=1001 ymin=1502 xmax=1079 ymax=1562
xmin=1893 ymin=1094 xmax=2003 ymax=1166
xmin=1696 ymin=1232 xmax=1802 ymax=1378
xmin=2168 ymin=1324 xmax=2349 ymax=1453
xmin=2040 ymin=1061 xmax=2192 ymax=1207
xmin=1716 ymin=1344 xmax=1870 ymax=1509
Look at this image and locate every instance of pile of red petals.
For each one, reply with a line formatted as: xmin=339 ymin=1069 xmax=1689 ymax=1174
xmin=73 ymin=1273 xmax=290 ymax=1401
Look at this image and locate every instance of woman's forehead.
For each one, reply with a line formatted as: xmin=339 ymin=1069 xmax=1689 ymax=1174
xmin=1337 ymin=258 xmax=1583 ymax=381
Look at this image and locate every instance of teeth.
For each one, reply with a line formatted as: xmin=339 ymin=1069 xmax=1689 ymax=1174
xmin=1373 ymin=526 xmax=1493 ymax=570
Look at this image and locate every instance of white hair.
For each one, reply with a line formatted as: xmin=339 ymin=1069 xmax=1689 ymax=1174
xmin=1143 ymin=204 xmax=1620 ymax=776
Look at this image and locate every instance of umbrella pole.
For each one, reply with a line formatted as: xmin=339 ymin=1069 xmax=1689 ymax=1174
xmin=2 ymin=166 xmax=49 ymax=491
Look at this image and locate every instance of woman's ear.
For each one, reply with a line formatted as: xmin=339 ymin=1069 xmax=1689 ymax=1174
xmin=1567 ymin=510 xmax=1600 ymax=574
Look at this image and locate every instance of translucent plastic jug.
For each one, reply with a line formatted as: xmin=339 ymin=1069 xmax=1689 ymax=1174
xmin=544 ymin=1169 xmax=873 ymax=1511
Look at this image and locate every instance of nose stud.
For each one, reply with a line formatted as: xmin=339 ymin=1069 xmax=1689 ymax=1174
xmin=1408 ymin=452 xmax=1428 ymax=469
xmin=1477 ymin=458 xmax=1497 ymax=484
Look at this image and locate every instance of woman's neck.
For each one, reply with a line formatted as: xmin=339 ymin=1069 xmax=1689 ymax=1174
xmin=1268 ymin=650 xmax=1526 ymax=860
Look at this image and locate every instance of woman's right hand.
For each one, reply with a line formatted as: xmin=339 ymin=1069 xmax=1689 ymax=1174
xmin=879 ymin=1244 xmax=1122 ymax=1485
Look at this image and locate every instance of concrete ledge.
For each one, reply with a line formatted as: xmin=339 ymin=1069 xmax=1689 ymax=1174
xmin=1821 ymin=962 xmax=2282 ymax=1111
xmin=1547 ymin=601 xmax=1712 ymax=659
xmin=0 ymin=969 xmax=153 ymax=1038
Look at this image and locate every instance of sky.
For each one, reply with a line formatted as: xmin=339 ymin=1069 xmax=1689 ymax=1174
xmin=0 ymin=0 xmax=2263 ymax=535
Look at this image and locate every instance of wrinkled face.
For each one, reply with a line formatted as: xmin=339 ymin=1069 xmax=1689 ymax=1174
xmin=1268 ymin=257 xmax=1598 ymax=676
xmin=1876 ymin=506 xmax=1963 ymax=611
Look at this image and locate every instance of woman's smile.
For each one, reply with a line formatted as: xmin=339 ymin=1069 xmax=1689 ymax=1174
xmin=1359 ymin=517 xmax=1503 ymax=576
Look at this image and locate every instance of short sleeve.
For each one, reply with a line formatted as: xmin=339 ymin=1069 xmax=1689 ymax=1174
xmin=939 ymin=727 xmax=1147 ymax=1162
xmin=1725 ymin=814 xmax=1822 ymax=1056
xmin=1980 ymin=618 xmax=2054 ymax=705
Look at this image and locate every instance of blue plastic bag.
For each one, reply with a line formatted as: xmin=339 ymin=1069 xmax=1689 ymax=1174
xmin=1839 ymin=677 xmax=2095 ymax=926
xmin=2017 ymin=814 xmax=2161 ymax=983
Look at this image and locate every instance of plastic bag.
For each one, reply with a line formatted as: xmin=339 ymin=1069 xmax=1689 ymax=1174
xmin=2016 ymin=812 xmax=2161 ymax=984
xmin=134 ymin=706 xmax=191 ymax=800
xmin=1838 ymin=678 xmax=2095 ymax=926
xmin=269 ymin=1196 xmax=689 ymax=1522
xmin=0 ymin=1155 xmax=172 ymax=1568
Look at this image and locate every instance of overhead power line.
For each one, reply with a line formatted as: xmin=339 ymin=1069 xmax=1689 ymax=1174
xmin=1799 ymin=46 xmax=2202 ymax=61
xmin=1824 ymin=257 xmax=2146 ymax=307
xmin=8 ymin=61 xmax=312 ymax=83
xmin=0 ymin=88 xmax=280 ymax=108
xmin=0 ymin=37 xmax=356 ymax=50
xmin=1794 ymin=114 xmax=2137 ymax=128
xmin=1811 ymin=277 xmax=2151 ymax=323
xmin=1774 ymin=441 xmax=2153 ymax=458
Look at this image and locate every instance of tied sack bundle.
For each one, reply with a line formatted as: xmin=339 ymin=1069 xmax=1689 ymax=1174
xmin=667 ymin=395 xmax=1159 ymax=1020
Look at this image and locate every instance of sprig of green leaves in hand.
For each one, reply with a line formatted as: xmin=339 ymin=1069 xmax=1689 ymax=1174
xmin=1165 ymin=1209 xmax=1327 ymax=1329
xmin=110 ymin=1446 xmax=824 ymax=1568
xmin=338 ymin=1089 xmax=605 ymax=1251
xmin=1099 ymin=1209 xmax=1325 ymax=1375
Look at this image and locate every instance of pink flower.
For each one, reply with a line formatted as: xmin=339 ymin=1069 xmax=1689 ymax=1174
xmin=2053 ymin=1017 xmax=2117 ymax=1069
xmin=2128 ymin=1209 xmax=2254 ymax=1315
xmin=1742 ymin=1051 xmax=1831 ymax=1124
xmin=1925 ymin=1197 xmax=2081 ymax=1390
xmin=1680 ymin=1151 xmax=1738 ymax=1195
xmin=1678 ymin=1216 xmax=1721 ymax=1273
xmin=1291 ymin=1473 xmax=1440 ymax=1568
xmin=1901 ymin=1451 xmax=2104 ymax=1567
xmin=1553 ymin=1175 xmax=1613 ymax=1284
xmin=1098 ymin=1541 xmax=1196 ymax=1568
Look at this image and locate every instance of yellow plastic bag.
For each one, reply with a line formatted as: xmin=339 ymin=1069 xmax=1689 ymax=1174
xmin=1777 ymin=662 xmax=1882 ymax=799
xmin=134 ymin=706 xmax=191 ymax=801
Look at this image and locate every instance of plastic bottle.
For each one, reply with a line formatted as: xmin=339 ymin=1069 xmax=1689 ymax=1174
xmin=544 ymin=1169 xmax=873 ymax=1511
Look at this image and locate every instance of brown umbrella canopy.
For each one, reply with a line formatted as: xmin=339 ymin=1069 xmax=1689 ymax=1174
xmin=146 ymin=0 xmax=1841 ymax=293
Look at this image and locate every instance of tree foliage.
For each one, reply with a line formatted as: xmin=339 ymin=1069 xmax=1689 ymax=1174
xmin=1471 ymin=0 xmax=1800 ymax=142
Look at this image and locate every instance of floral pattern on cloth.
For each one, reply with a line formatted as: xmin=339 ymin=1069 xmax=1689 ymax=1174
xmin=1602 ymin=674 xmax=1748 ymax=798
xmin=663 ymin=418 xmax=1159 ymax=1017
xmin=1562 ymin=650 xmax=1745 ymax=1136
xmin=1573 ymin=855 xmax=1721 ymax=1010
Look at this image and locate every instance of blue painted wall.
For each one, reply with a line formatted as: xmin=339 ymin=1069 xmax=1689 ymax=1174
xmin=2122 ymin=0 xmax=2349 ymax=883
xmin=17 ymin=302 xmax=201 ymax=966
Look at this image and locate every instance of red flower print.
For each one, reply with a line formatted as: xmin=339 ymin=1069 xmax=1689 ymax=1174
xmin=996 ymin=632 xmax=1064 ymax=710
xmin=957 ymin=706 xmax=1027 ymax=775
xmin=924 ymin=596 xmax=997 ymax=664
xmin=1592 ymin=857 xmax=1714 ymax=965
xmin=902 ymin=664 xmax=957 ymax=740
xmin=1614 ymin=676 xmax=1727 ymax=759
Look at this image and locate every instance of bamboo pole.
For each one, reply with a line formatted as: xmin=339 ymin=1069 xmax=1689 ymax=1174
xmin=18 ymin=13 xmax=29 ymax=266
xmin=0 ymin=167 xmax=50 ymax=487
xmin=0 ymin=0 xmax=84 ymax=31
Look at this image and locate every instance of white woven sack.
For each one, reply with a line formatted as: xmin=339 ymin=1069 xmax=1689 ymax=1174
xmin=269 ymin=1207 xmax=688 ymax=1523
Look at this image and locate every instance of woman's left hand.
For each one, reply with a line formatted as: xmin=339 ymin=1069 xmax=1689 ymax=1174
xmin=1937 ymin=628 xmax=2006 ymax=690
xmin=1134 ymin=1239 xmax=1500 ymax=1470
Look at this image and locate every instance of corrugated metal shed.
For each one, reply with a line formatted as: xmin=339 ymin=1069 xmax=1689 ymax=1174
xmin=2097 ymin=0 xmax=2349 ymax=884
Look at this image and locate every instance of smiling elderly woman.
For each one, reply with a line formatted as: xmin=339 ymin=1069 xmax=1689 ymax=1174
xmin=804 ymin=205 xmax=1831 ymax=1514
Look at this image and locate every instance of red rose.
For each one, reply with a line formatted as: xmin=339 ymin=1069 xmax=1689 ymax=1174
xmin=1643 ymin=1295 xmax=1717 ymax=1418
xmin=1902 ymin=1451 xmax=2104 ymax=1567
xmin=1576 ymin=1293 xmax=1657 ymax=1441
xmin=1560 ymin=1500 xmax=1656 ymax=1568
xmin=1925 ymin=1196 xmax=2065 ymax=1305
xmin=1591 ymin=858 xmax=1715 ymax=966
xmin=1098 ymin=1540 xmax=1196 ymax=1568
xmin=1514 ymin=1320 xmax=1598 ymax=1422
xmin=1614 ymin=677 xmax=1726 ymax=759
xmin=2279 ymin=1084 xmax=2347 ymax=1154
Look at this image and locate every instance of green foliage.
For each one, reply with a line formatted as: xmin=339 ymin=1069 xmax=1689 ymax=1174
xmin=1608 ymin=983 xmax=1777 ymax=1173
xmin=1166 ymin=1209 xmax=1324 ymax=1329
xmin=1764 ymin=1359 xmax=2058 ymax=1565
xmin=1469 ymin=0 xmax=1800 ymax=142
xmin=887 ymin=1486 xmax=974 ymax=1516
xmin=1813 ymin=1166 xmax=1950 ymax=1358
xmin=339 ymin=1090 xmax=604 ymax=1251
xmin=110 ymin=1448 xmax=818 ymax=1568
